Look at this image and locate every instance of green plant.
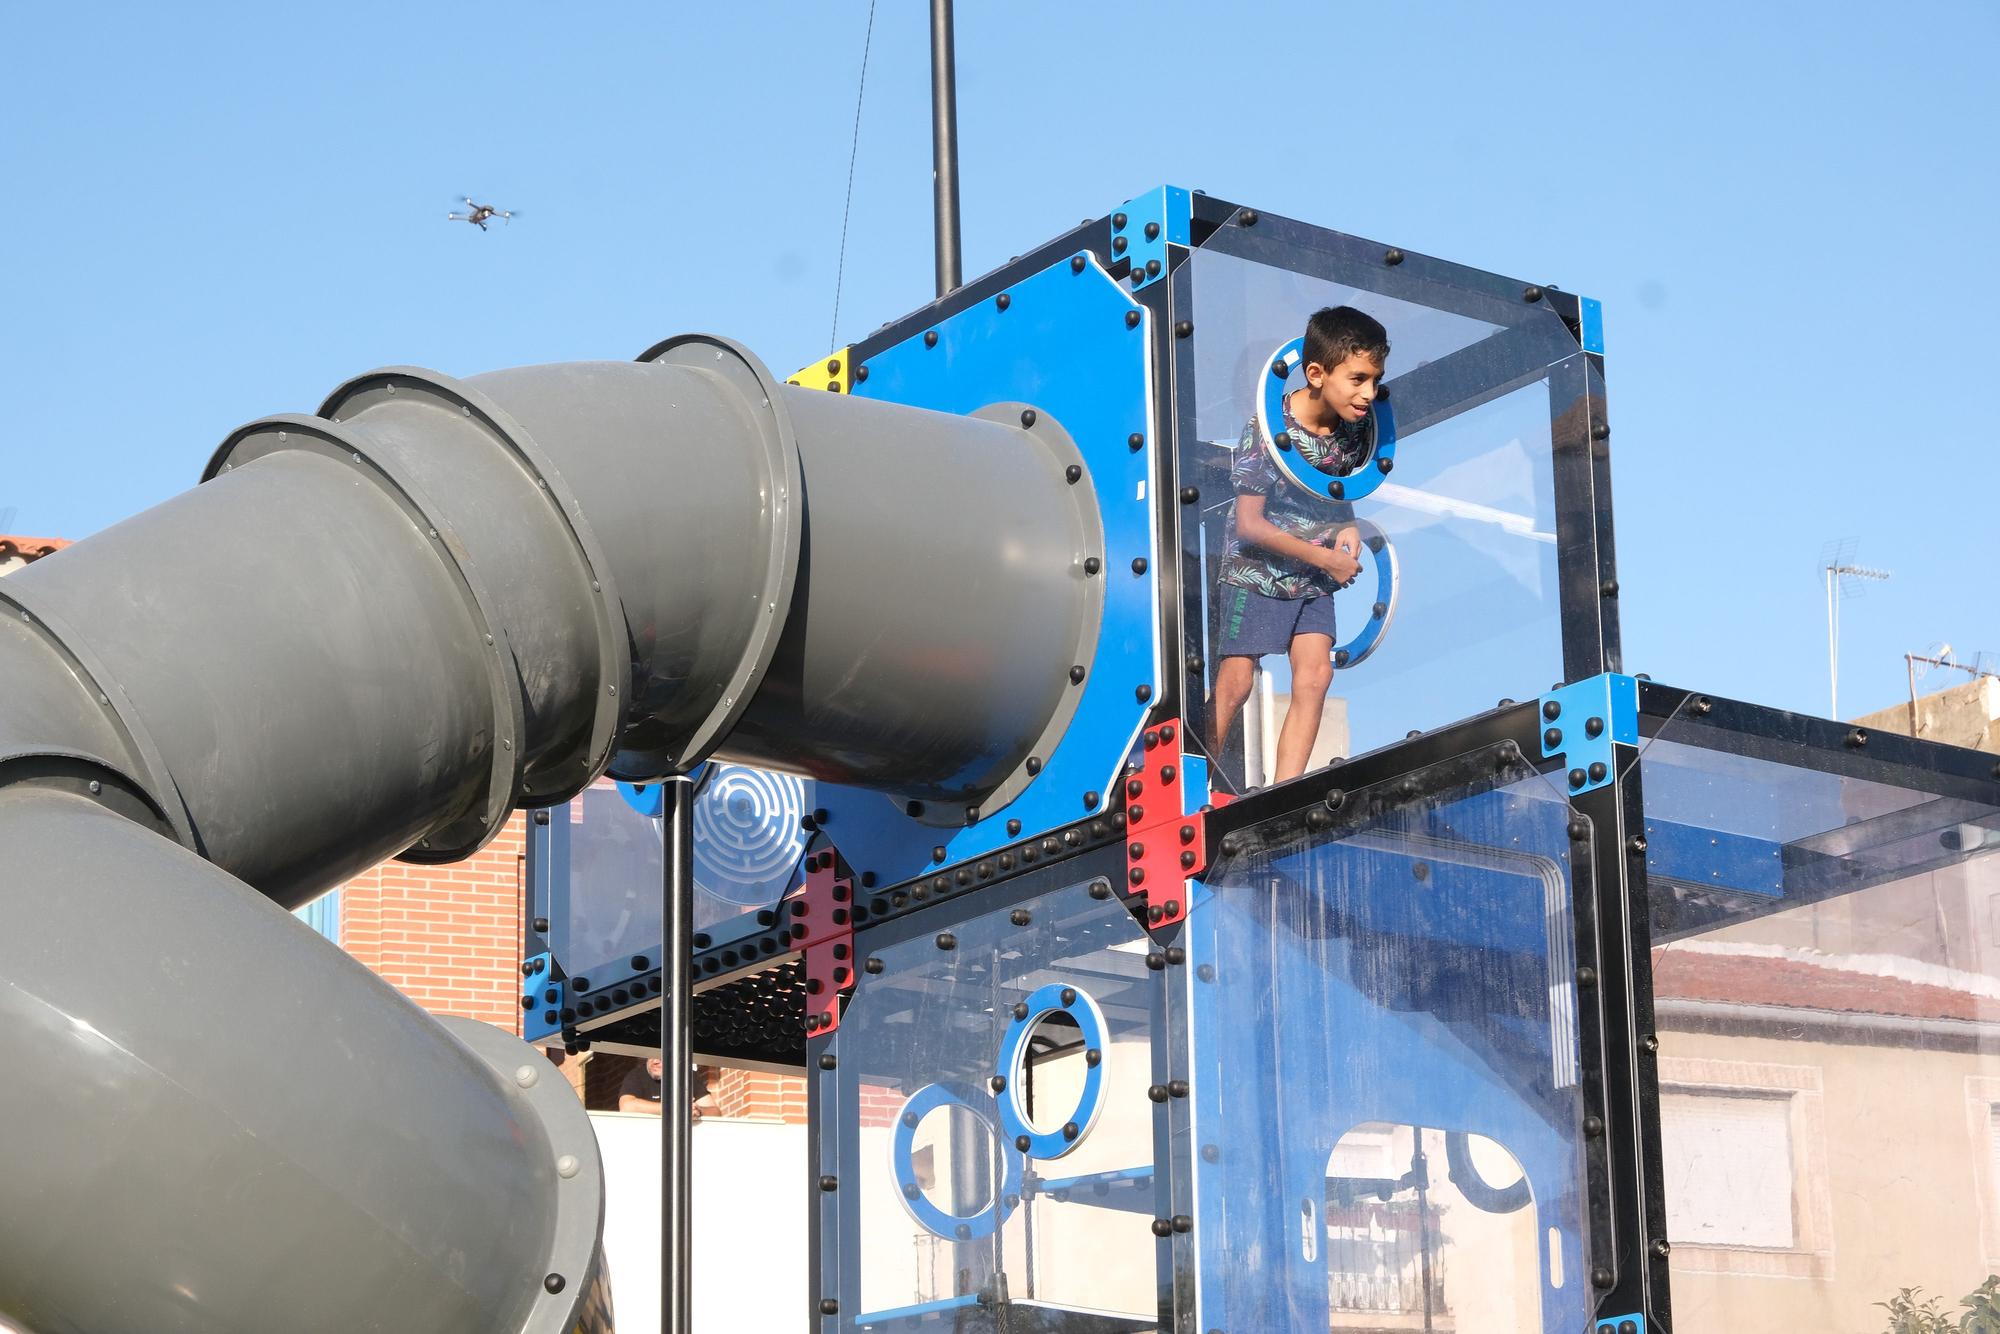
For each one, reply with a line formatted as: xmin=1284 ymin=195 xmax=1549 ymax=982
xmin=1877 ymin=1278 xmax=2000 ymax=1334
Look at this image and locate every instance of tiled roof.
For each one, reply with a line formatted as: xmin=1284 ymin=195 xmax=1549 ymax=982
xmin=1655 ymin=943 xmax=2000 ymax=1024
xmin=0 ymin=534 xmax=70 ymax=563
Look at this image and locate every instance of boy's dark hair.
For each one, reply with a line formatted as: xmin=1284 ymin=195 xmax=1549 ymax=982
xmin=1302 ymin=305 xmax=1389 ymax=372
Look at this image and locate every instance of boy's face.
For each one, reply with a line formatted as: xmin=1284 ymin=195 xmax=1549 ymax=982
xmin=1307 ymin=352 xmax=1384 ymax=424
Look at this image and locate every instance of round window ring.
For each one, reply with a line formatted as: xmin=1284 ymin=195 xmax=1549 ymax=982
xmin=993 ymin=982 xmax=1110 ymax=1160
xmin=1256 ymin=337 xmax=1397 ymax=505
xmin=1331 ymin=517 xmax=1400 ymax=671
xmin=888 ymin=1082 xmax=1024 ymax=1241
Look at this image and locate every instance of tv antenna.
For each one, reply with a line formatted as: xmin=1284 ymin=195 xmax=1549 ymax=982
xmin=1820 ymin=538 xmax=1890 ymax=719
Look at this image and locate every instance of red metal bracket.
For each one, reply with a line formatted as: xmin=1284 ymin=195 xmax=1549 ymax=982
xmin=1122 ymin=719 xmax=1206 ymax=929
xmin=792 ymin=847 xmax=855 ymax=1036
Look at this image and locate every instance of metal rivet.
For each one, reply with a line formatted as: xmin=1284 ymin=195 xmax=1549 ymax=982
xmin=556 ymin=1154 xmax=580 ymax=1179
xmin=544 ymin=1274 xmax=566 ymax=1294
xmin=1124 ymin=310 xmax=1141 ymax=329
xmin=923 ymin=330 xmax=939 ymax=348
xmin=1174 ymin=320 xmax=1193 ymax=338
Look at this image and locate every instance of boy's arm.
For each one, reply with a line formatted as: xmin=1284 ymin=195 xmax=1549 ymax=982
xmin=1234 ymin=495 xmax=1361 ymax=584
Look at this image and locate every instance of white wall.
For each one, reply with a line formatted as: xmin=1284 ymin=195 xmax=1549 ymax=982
xmin=589 ymin=1112 xmax=808 ymax=1334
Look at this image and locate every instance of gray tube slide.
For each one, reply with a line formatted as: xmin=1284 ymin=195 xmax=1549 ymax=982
xmin=0 ymin=335 xmax=1097 ymax=1332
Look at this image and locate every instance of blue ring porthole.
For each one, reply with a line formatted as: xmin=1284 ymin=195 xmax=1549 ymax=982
xmin=1332 ymin=517 xmax=1400 ymax=670
xmin=993 ymin=982 xmax=1109 ymax=1160
xmin=1256 ymin=337 xmax=1397 ymax=504
xmin=889 ymin=1082 xmax=1024 ymax=1241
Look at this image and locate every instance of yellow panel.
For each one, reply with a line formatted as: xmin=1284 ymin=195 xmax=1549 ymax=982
xmin=786 ymin=347 xmax=852 ymax=395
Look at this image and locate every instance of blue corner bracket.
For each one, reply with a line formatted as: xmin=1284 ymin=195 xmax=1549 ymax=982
xmin=1581 ymin=297 xmax=1606 ymax=355
xmin=1540 ymin=673 xmax=1638 ymax=795
xmin=1110 ymin=185 xmax=1190 ymax=291
xmin=521 ymin=951 xmax=562 ymax=1043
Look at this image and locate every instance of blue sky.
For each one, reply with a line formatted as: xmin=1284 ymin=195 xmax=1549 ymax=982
xmin=3 ymin=2 xmax=1994 ymax=724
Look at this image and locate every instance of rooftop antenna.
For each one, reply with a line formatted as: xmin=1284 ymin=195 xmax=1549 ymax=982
xmin=1905 ymin=642 xmax=2000 ymax=735
xmin=1820 ymin=538 xmax=1890 ymax=719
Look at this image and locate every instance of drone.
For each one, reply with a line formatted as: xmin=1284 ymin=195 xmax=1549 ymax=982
xmin=447 ymin=198 xmax=519 ymax=231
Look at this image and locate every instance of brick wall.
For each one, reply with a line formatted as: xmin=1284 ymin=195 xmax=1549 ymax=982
xmin=339 ymin=812 xmax=527 ymax=1033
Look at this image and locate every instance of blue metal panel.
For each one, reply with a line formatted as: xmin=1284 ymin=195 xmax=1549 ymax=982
xmin=1111 ymin=184 xmax=1190 ymax=291
xmin=1580 ymin=297 xmax=1606 ymax=355
xmin=1540 ymin=673 xmax=1638 ymax=794
xmin=833 ymin=253 xmax=1158 ymax=882
xmin=1643 ymin=817 xmax=1784 ymax=897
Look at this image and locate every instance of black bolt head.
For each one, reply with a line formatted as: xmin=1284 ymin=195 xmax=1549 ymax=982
xmin=1084 ymin=556 xmax=1101 ymax=575
xmin=1012 ymin=1001 xmax=1030 ymax=1020
xmin=1152 ymin=1218 xmax=1173 ymax=1237
xmin=543 ymin=1274 xmax=566 ymax=1295
xmin=923 ymin=329 xmax=939 ymax=348
xmin=1543 ymin=699 xmax=1563 ymax=720
xmin=1384 ymin=247 xmax=1405 ymax=265
xmin=932 ymin=845 xmax=947 ymax=862
xmin=1060 ymin=986 xmax=1076 ymax=1006
xmin=819 ymin=1174 xmax=838 ymax=1192
xmin=1066 ymin=463 xmax=1082 ymax=484
xmin=1174 ymin=320 xmax=1193 ymax=338
xmin=1071 ymin=254 xmax=1086 ymax=273
xmin=1524 ymin=284 xmax=1544 ymax=302
xmin=819 ymin=1052 xmax=837 ymax=1070
xmin=990 ymin=1074 xmax=1007 ymax=1093
xmin=864 ymin=957 xmax=883 ymax=974
xmin=1020 ymin=408 xmax=1036 ymax=427
xmin=1585 ymin=716 xmax=1604 ymax=737
xmin=1544 ymin=727 xmax=1563 ymax=749
xmin=820 ymin=1298 xmax=839 ymax=1315
xmin=1238 ymin=209 xmax=1257 ymax=226
xmin=1145 ymin=258 xmax=1161 ymax=276
xmin=1124 ymin=309 xmax=1141 ymax=329
xmin=854 ymin=364 xmax=868 ymax=382
xmin=1568 ymin=768 xmax=1587 ymax=789
xmin=1144 ymin=221 xmax=1160 ymax=239
xmin=1112 ymin=211 xmax=1128 ymax=229
xmin=1375 ymin=455 xmax=1393 ymax=475
xmin=1135 ymin=684 xmax=1153 ymax=702
xmin=1131 ymin=556 xmax=1148 ymax=575
xmin=996 ymin=293 xmax=1011 ymax=311
xmin=1588 ymin=761 xmax=1608 ymax=782
xmin=1062 ymin=1121 xmax=1079 ymax=1141
xmin=1148 ymin=1084 xmax=1168 ymax=1103
xmin=1112 ymin=235 xmax=1129 ymax=254
xmin=1016 ymin=1134 xmax=1032 ymax=1152
xmin=1128 ymin=431 xmax=1144 ymax=450
xmin=1180 ymin=485 xmax=1198 ymax=504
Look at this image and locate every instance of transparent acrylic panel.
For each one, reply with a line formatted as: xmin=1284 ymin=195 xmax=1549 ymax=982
xmin=1189 ymin=765 xmax=1592 ymax=1333
xmin=558 ymin=768 xmax=812 ymax=985
xmin=1181 ymin=245 xmax=1583 ymax=791
xmin=826 ymin=869 xmax=1163 ymax=1331
xmin=1641 ymin=731 xmax=2000 ymax=1332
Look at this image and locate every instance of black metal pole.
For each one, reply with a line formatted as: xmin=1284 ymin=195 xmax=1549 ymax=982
xmin=928 ymin=0 xmax=962 ymax=297
xmin=661 ymin=772 xmax=695 ymax=1334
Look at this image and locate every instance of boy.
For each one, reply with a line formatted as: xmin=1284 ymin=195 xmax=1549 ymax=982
xmin=1209 ymin=305 xmax=1389 ymax=784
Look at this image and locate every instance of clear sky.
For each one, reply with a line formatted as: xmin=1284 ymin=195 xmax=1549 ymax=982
xmin=3 ymin=2 xmax=1994 ymax=724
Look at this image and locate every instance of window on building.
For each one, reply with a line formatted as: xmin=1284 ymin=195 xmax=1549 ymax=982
xmin=1661 ymin=1090 xmax=1795 ymax=1249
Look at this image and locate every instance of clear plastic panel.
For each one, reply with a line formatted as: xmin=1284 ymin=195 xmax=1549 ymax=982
xmin=1641 ymin=733 xmax=2000 ymax=1330
xmin=1190 ymin=765 xmax=1593 ymax=1333
xmin=1182 ymin=246 xmax=1576 ymax=791
xmin=825 ymin=870 xmax=1164 ymax=1331
xmin=557 ymin=767 xmax=812 ymax=985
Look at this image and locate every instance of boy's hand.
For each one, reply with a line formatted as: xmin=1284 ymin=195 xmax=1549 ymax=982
xmin=1315 ymin=543 xmax=1362 ymax=585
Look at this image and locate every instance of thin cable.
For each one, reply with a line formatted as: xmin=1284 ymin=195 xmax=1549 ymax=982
xmin=830 ymin=0 xmax=878 ymax=352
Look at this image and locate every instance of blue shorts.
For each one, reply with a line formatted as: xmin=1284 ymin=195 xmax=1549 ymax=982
xmin=1216 ymin=585 xmax=1338 ymax=659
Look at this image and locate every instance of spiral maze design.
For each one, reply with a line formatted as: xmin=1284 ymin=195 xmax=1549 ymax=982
xmin=691 ymin=765 xmax=812 ymax=908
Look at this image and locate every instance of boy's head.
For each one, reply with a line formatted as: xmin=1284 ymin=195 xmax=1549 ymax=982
xmin=1301 ymin=305 xmax=1389 ymax=424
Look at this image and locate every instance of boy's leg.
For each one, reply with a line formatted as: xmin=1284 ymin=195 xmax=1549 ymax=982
xmin=1273 ymin=631 xmax=1335 ymax=782
xmin=1209 ymin=654 xmax=1257 ymax=758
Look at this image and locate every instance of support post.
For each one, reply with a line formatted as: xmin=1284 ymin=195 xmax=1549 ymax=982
xmin=929 ymin=0 xmax=962 ymax=296
xmin=661 ymin=772 xmax=696 ymax=1334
